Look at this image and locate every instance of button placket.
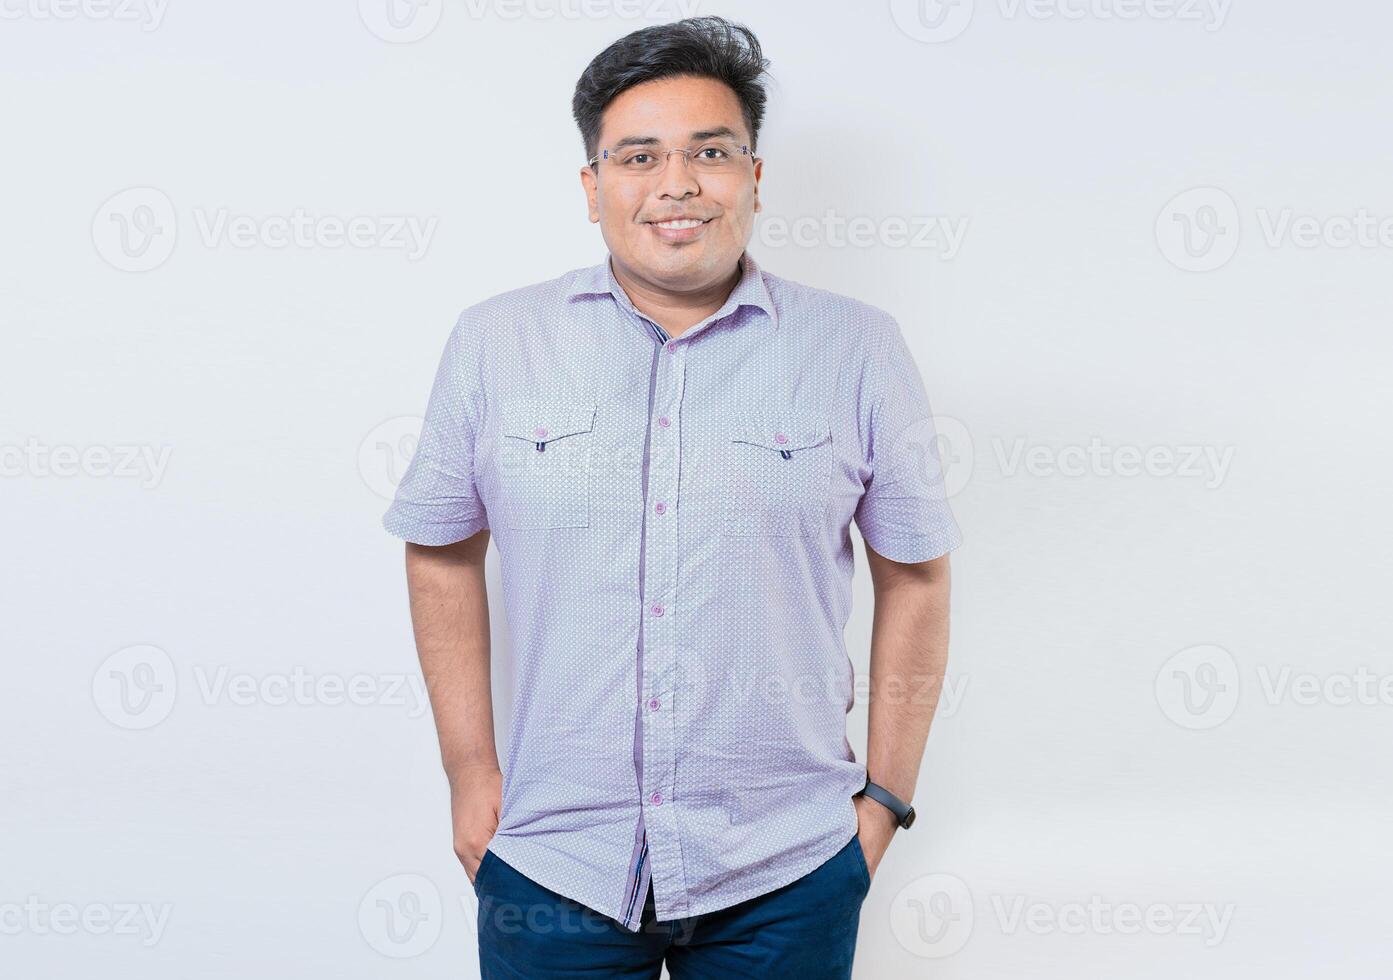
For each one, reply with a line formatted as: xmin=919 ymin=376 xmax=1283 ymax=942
xmin=640 ymin=343 xmax=687 ymax=909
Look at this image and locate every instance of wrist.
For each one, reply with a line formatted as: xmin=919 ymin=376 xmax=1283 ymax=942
xmin=444 ymin=760 xmax=501 ymax=787
xmin=858 ymin=776 xmax=917 ymax=830
xmin=860 ymin=793 xmax=902 ymax=834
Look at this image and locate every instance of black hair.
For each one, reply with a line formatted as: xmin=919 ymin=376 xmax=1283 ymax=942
xmin=572 ymin=16 xmax=771 ymax=164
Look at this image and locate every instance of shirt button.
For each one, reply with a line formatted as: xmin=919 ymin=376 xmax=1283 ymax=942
xmin=658 ymin=416 xmax=671 ymax=428
xmin=648 ymin=698 xmax=660 ymax=711
xmin=650 ymin=792 xmax=663 ymax=805
xmin=665 ymin=342 xmax=677 ymax=353
xmin=650 ymin=604 xmax=664 ymax=617
xmin=774 ymin=432 xmax=788 ymax=445
xmin=535 ymin=426 xmax=548 ymax=439
xmin=654 ymin=502 xmax=666 ymax=515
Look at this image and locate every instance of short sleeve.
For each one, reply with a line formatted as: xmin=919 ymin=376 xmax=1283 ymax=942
xmin=381 ymin=312 xmax=489 ymax=545
xmin=853 ymin=319 xmax=964 ymax=563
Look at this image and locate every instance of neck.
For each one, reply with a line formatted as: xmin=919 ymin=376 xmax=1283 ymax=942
xmin=609 ymin=256 xmax=743 ymax=338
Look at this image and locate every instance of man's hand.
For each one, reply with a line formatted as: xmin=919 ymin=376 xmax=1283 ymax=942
xmin=451 ymin=765 xmax=502 ymax=883
xmin=853 ymin=792 xmax=901 ymax=882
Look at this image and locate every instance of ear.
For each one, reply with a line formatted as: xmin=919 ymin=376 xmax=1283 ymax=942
xmin=580 ymin=166 xmax=600 ymax=223
xmin=752 ymin=157 xmax=763 ymax=214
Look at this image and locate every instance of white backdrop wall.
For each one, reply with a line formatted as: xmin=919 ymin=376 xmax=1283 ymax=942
xmin=2 ymin=1 xmax=1388 ymax=977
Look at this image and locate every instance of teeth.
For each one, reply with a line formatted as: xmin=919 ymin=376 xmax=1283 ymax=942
xmin=654 ymin=219 xmax=706 ymax=229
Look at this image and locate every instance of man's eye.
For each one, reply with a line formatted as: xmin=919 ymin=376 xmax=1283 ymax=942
xmin=627 ymin=153 xmax=652 ymax=165
xmin=699 ymin=147 xmax=727 ymax=159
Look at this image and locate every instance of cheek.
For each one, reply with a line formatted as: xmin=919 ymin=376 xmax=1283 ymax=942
xmin=596 ymin=185 xmax=645 ymax=224
xmin=726 ymin=181 xmax=757 ymax=211
xmin=720 ymin=189 xmax=757 ymax=231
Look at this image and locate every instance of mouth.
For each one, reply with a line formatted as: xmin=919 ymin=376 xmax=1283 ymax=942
xmin=646 ymin=215 xmax=715 ymax=243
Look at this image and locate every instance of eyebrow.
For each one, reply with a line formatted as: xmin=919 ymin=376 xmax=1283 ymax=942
xmin=609 ymin=126 xmax=742 ymax=149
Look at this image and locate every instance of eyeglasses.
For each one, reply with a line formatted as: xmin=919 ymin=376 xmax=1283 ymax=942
xmin=587 ymin=139 xmax=753 ymax=176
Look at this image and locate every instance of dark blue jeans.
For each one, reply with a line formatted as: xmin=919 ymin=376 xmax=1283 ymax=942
xmin=474 ymin=835 xmax=871 ymax=979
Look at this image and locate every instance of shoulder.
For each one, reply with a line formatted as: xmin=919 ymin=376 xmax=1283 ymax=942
xmin=459 ymin=268 xmax=577 ymax=322
xmin=448 ymin=264 xmax=597 ymax=342
xmin=759 ymin=265 xmax=901 ymax=355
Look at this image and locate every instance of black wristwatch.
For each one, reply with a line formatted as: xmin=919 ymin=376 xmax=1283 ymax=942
xmin=857 ymin=776 xmax=916 ymax=829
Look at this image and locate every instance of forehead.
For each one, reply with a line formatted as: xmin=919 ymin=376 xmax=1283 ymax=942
xmin=598 ymin=75 xmax=748 ymax=142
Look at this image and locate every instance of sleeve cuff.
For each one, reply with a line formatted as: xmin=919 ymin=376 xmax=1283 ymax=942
xmin=382 ymin=507 xmax=488 ymax=546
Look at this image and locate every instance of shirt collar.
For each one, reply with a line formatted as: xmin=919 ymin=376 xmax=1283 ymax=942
xmin=565 ymin=250 xmax=778 ymax=330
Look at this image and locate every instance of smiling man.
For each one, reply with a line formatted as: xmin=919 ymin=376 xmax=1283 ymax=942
xmin=383 ymin=16 xmax=962 ymax=979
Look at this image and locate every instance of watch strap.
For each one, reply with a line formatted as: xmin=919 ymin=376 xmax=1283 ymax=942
xmin=860 ymin=777 xmax=916 ymax=829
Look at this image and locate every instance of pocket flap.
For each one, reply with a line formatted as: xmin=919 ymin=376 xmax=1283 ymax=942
xmin=731 ymin=415 xmax=830 ymax=453
xmin=499 ymin=400 xmax=596 ymax=444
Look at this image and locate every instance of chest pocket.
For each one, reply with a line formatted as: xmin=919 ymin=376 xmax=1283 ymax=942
xmin=495 ymin=399 xmax=596 ymax=530
xmin=722 ymin=414 xmax=833 ymax=538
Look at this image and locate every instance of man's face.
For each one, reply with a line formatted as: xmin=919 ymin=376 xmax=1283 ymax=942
xmin=581 ymin=75 xmax=763 ymax=292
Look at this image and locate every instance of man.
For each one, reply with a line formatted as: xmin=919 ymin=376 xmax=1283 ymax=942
xmin=383 ymin=16 xmax=962 ymax=978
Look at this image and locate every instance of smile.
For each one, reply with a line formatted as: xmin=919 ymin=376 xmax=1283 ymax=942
xmin=649 ymin=218 xmax=712 ymax=229
xmin=646 ymin=216 xmax=714 ymax=242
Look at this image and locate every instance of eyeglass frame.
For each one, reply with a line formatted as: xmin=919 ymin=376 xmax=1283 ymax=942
xmin=586 ymin=139 xmax=757 ymax=175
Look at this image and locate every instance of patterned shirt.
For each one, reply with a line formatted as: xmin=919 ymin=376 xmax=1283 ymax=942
xmin=382 ymin=250 xmax=963 ymax=930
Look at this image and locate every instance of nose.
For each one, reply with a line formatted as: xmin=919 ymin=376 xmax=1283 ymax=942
xmin=655 ymin=149 xmax=700 ymax=199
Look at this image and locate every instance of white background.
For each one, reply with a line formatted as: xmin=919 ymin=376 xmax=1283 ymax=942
xmin=3 ymin=1 xmax=1389 ymax=977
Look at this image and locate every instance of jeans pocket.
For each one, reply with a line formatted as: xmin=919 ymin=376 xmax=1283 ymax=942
xmin=848 ymin=834 xmax=872 ymax=893
xmin=472 ymin=848 xmax=496 ymax=893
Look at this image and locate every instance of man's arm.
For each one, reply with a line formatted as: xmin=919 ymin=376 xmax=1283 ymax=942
xmin=404 ymin=531 xmax=501 ymax=881
xmin=855 ymin=546 xmax=952 ymax=877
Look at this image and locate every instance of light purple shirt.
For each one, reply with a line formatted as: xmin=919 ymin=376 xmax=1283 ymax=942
xmin=383 ymin=250 xmax=962 ymax=930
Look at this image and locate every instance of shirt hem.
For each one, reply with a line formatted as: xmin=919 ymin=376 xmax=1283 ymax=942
xmin=660 ymin=822 xmax=862 ymax=922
